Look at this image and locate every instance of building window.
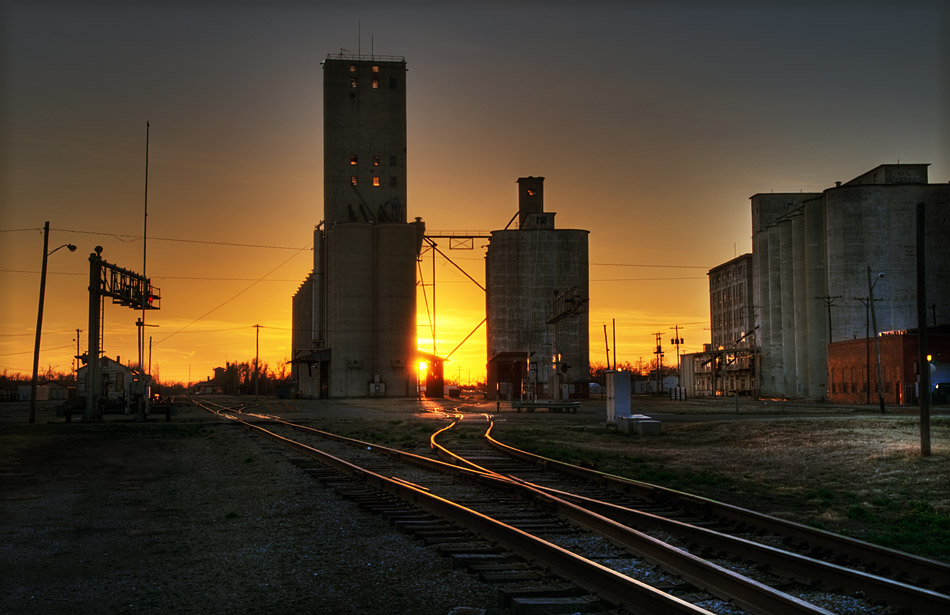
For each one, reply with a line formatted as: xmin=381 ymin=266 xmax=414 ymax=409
xmin=372 ymin=65 xmax=379 ymax=73
xmin=350 ymin=155 xmax=358 ymax=165
xmin=350 ymin=176 xmax=357 ymax=186
xmin=373 ymin=155 xmax=380 ymax=166
xmin=389 ymin=78 xmax=397 ymax=89
xmin=372 ymin=79 xmax=379 ymax=89
xmin=349 ymin=64 xmax=357 ymax=72
xmin=389 ymin=155 xmax=397 ymax=166
xmin=390 ymin=176 xmax=398 ymax=187
xmin=350 ymin=79 xmax=357 ymax=88
xmin=372 ymin=176 xmax=380 ymax=187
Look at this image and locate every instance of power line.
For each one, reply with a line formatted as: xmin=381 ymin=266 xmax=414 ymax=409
xmin=0 ymin=343 xmax=75 ymax=357
xmin=0 ymin=226 xmax=309 ymax=250
xmin=153 ymin=242 xmax=311 ymax=346
xmin=50 ymin=228 xmax=309 ymax=250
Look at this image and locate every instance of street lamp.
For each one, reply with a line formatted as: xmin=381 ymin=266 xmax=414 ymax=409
xmin=29 ymin=221 xmax=77 ymax=423
xmin=867 ymin=267 xmax=886 ymax=414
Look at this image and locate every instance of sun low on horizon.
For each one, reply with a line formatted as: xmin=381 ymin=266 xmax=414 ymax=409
xmin=2 ymin=3 xmax=946 ymax=389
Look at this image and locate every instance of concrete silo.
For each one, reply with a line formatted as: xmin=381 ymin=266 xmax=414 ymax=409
xmin=486 ymin=177 xmax=590 ymax=400
xmin=292 ymin=53 xmax=423 ymax=398
xmin=751 ymin=163 xmax=949 ymax=402
xmin=824 ymin=165 xmax=949 ymax=343
xmin=750 ymin=193 xmax=822 ymax=398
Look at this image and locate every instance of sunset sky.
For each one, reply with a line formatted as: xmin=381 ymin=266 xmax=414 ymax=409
xmin=2 ymin=1 xmax=948 ymax=386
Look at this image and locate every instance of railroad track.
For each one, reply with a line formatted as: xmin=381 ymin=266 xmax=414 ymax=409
xmin=192 ymin=398 xmax=949 ymax=615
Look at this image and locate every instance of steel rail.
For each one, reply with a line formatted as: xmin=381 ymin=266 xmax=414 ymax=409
xmin=483 ymin=420 xmax=950 ymax=592
xmin=270 ymin=413 xmax=837 ymax=615
xmin=511 ymin=478 xmax=950 ymax=615
xmin=206 ymin=410 xmax=713 ymax=615
xmin=196 ymin=404 xmax=947 ymax=614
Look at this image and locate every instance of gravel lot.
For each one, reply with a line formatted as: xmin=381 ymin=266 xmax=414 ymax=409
xmin=1 ymin=399 xmax=499 ymax=615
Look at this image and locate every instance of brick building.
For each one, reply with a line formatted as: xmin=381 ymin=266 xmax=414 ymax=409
xmin=827 ymin=328 xmax=949 ymax=405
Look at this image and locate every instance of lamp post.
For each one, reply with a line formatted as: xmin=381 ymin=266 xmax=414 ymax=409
xmin=29 ymin=221 xmax=77 ymax=423
xmin=867 ymin=267 xmax=886 ymax=414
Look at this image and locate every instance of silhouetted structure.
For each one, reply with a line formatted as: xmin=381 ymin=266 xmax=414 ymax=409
xmin=293 ymin=53 xmax=424 ymax=398
xmin=485 ymin=177 xmax=590 ymax=400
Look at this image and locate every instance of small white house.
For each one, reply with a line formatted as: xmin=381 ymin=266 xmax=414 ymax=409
xmin=77 ymin=356 xmax=135 ymax=401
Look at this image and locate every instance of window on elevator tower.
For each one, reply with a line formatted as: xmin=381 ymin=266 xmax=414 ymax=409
xmin=350 ymin=79 xmax=357 ymax=88
xmin=372 ymin=79 xmax=379 ymax=89
xmin=350 ymin=155 xmax=358 ymax=165
xmin=372 ymin=176 xmax=380 ymax=187
xmin=372 ymin=65 xmax=379 ymax=73
xmin=373 ymin=155 xmax=380 ymax=166
xmin=350 ymin=176 xmax=357 ymax=186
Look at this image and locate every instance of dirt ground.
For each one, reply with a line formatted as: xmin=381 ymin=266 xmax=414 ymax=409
xmin=2 ymin=395 xmax=947 ymax=614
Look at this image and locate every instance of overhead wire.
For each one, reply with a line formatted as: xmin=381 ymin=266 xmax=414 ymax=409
xmin=153 ymin=241 xmax=311 ymax=347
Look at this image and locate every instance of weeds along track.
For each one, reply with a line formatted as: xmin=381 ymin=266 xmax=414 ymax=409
xmin=192 ymin=398 xmax=948 ymax=615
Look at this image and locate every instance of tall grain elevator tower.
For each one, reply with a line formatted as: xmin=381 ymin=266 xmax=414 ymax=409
xmin=293 ymin=53 xmax=424 ymax=398
xmin=486 ymin=177 xmax=590 ymax=400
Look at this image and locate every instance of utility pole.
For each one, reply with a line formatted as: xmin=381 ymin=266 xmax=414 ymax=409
xmin=74 ymin=328 xmax=83 ymax=379
xmin=253 ymin=324 xmax=262 ymax=398
xmin=141 ymin=121 xmax=150 ymax=414
xmin=670 ymin=325 xmax=684 ymax=378
xmin=30 ymin=222 xmax=76 ymax=423
xmin=867 ymin=267 xmax=886 ymax=414
xmin=29 ymin=222 xmax=50 ymax=424
xmin=816 ymin=295 xmax=842 ymax=343
xmin=854 ymin=296 xmax=878 ymax=405
xmin=612 ymin=318 xmax=617 ymax=370
xmin=916 ymin=203 xmax=931 ymax=456
xmin=652 ymin=332 xmax=664 ymax=395
xmin=603 ymin=323 xmax=610 ymax=369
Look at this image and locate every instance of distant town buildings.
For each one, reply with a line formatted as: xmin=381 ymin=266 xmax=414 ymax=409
xmin=684 ymin=254 xmax=756 ymax=396
xmin=485 ymin=177 xmax=590 ymax=400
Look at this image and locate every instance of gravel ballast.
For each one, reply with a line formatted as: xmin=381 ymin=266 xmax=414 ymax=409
xmin=1 ymin=409 xmax=499 ymax=614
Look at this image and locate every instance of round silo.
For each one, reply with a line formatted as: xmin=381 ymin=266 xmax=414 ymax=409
xmin=326 ymin=223 xmax=375 ymax=397
xmin=375 ymin=223 xmax=418 ymax=396
xmin=779 ymin=217 xmax=795 ymax=397
xmin=825 ymin=185 xmax=917 ymax=343
xmin=791 ymin=212 xmax=808 ymax=397
xmin=804 ymin=196 xmax=827 ymax=400
xmin=766 ymin=224 xmax=784 ymax=395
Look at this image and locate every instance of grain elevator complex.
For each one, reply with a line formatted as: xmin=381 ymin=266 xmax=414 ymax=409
xmin=486 ymin=177 xmax=590 ymax=400
xmin=686 ymin=163 xmax=949 ymax=403
xmin=293 ymin=54 xmax=423 ymax=398
xmin=292 ymin=53 xmax=590 ymax=398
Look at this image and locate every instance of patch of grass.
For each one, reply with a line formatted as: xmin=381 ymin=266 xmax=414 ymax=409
xmin=488 ymin=415 xmax=950 ymax=562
